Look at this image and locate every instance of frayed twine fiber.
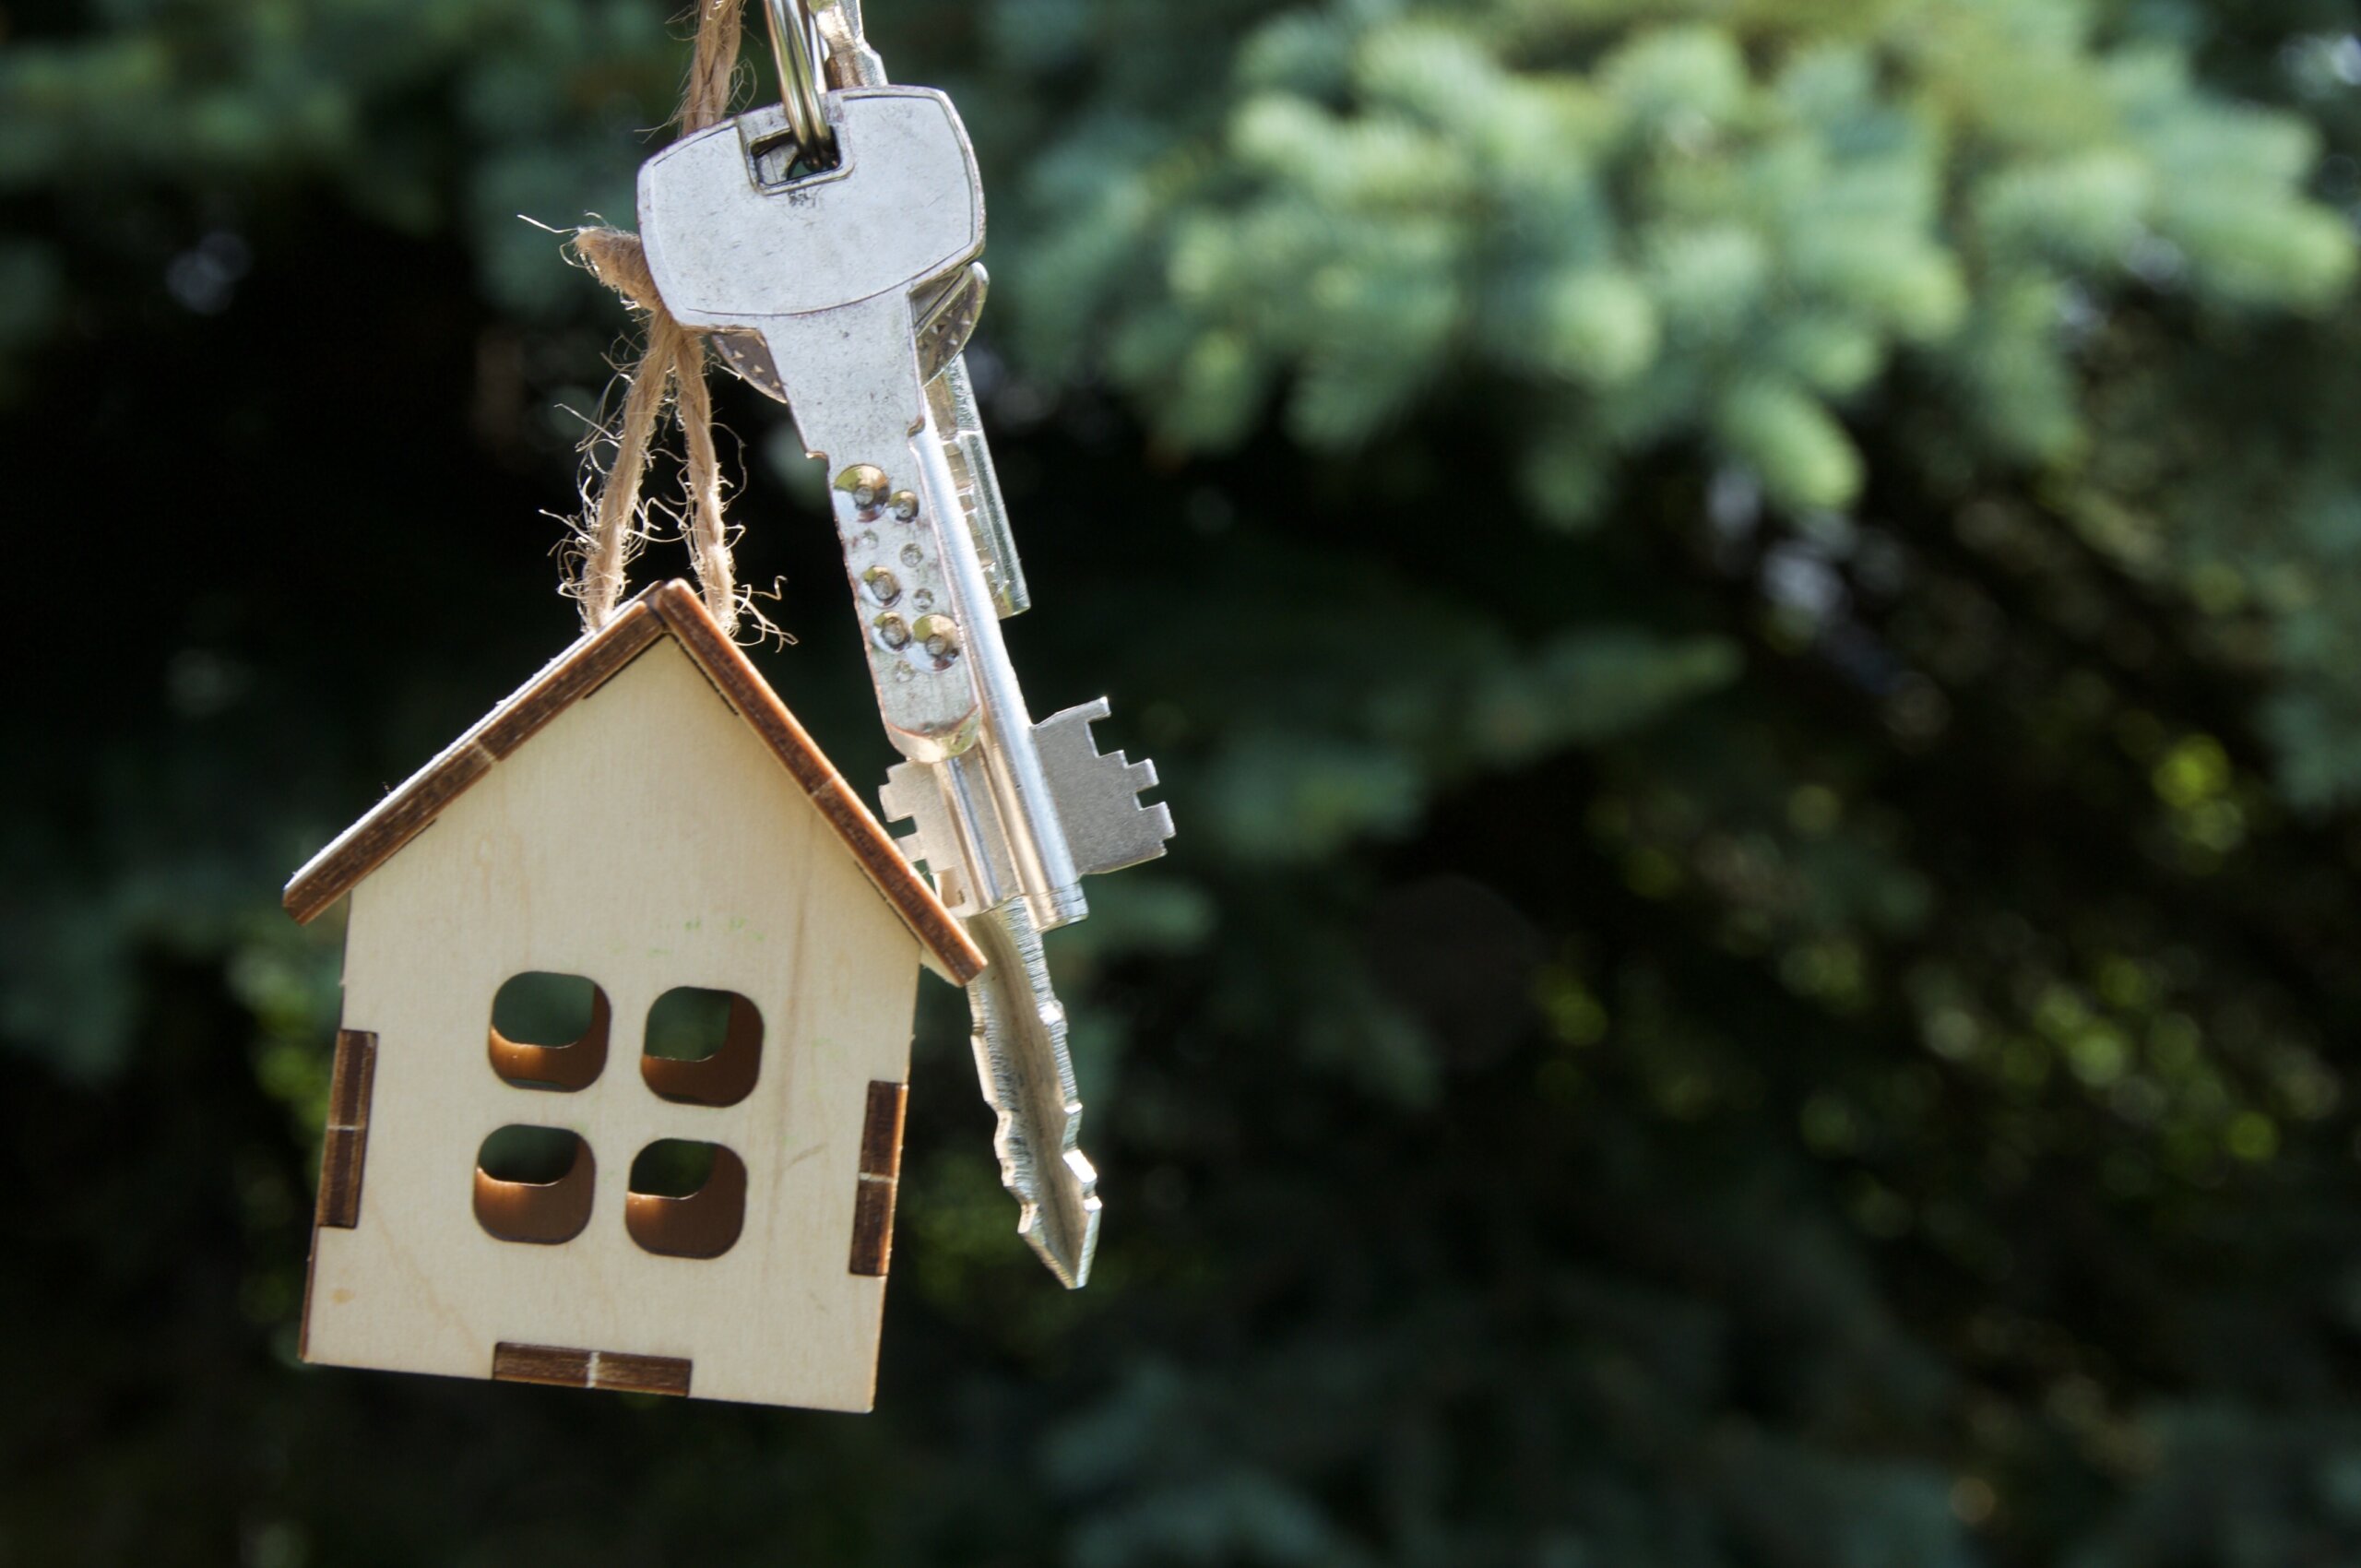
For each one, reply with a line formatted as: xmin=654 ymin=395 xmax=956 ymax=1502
xmin=568 ymin=0 xmax=749 ymax=636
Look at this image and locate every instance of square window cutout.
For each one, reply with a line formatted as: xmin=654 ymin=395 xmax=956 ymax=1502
xmin=489 ymin=972 xmax=609 ymax=1091
xmin=475 ymin=1125 xmax=595 ymax=1244
xmin=626 ymin=1140 xmax=746 ymax=1258
xmin=642 ymin=987 xmax=762 ymax=1108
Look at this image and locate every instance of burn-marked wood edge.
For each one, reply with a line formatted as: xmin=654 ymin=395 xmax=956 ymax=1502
xmin=492 ymin=1342 xmax=692 ymax=1396
xmin=491 ymin=1341 xmax=591 ymax=1387
xmin=279 ymin=580 xmax=985 ymax=985
xmin=848 ymin=1078 xmax=908 ymax=1278
xmin=315 ymin=1029 xmax=377 ymax=1229
xmin=281 ymin=600 xmax=663 ymax=923
xmin=858 ymin=1078 xmax=908 ymax=1178
xmin=300 ymin=1028 xmax=378 ymax=1363
xmin=596 ymin=1348 xmax=694 ymax=1396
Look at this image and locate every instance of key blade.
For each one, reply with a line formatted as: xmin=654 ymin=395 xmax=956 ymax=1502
xmin=965 ymin=900 xmax=1100 ymax=1287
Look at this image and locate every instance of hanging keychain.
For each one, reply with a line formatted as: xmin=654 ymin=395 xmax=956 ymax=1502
xmin=586 ymin=0 xmax=1174 ymax=1287
xmin=278 ymin=0 xmax=1169 ymax=1414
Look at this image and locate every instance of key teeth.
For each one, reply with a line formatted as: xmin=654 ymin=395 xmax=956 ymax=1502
xmin=877 ymin=766 xmax=924 ymax=858
xmin=1035 ymin=698 xmax=1177 ymax=878
xmin=880 ymin=760 xmax=974 ymax=913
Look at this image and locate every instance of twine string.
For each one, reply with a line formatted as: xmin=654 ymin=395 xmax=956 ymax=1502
xmin=569 ymin=0 xmax=749 ymax=635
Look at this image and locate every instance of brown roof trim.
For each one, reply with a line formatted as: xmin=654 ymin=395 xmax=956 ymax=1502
xmin=281 ymin=598 xmax=663 ymax=925
xmin=283 ymin=581 xmax=985 ymax=984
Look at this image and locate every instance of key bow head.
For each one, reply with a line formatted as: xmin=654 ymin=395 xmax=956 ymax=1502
xmin=637 ymin=86 xmax=984 ymax=328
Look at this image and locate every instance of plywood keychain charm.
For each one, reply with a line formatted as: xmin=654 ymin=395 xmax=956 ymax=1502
xmin=284 ymin=584 xmax=982 ymax=1411
xmin=283 ymin=0 xmax=1170 ymax=1415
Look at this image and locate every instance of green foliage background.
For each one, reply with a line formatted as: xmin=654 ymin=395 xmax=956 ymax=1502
xmin=9 ymin=0 xmax=2361 ymax=1562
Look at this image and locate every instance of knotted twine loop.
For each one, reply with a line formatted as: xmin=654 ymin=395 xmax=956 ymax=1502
xmin=566 ymin=0 xmax=749 ymax=636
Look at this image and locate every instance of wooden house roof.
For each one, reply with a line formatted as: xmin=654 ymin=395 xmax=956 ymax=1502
xmin=282 ymin=580 xmax=985 ymax=984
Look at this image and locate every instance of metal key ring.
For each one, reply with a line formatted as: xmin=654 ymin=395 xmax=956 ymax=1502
xmin=763 ymin=0 xmax=834 ymax=161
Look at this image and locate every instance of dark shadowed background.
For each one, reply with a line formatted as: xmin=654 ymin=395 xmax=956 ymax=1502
xmin=11 ymin=0 xmax=2361 ymax=1562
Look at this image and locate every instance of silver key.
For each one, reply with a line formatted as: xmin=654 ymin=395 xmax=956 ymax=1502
xmin=635 ymin=61 xmax=1171 ymax=1288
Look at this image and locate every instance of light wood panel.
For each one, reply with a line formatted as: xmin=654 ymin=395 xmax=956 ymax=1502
xmin=303 ymin=638 xmax=924 ymax=1412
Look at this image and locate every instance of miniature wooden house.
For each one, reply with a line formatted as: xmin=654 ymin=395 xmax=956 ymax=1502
xmin=281 ymin=580 xmax=983 ymax=1412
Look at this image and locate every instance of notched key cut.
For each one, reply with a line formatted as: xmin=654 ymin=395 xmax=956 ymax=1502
xmin=1033 ymin=700 xmax=1174 ymax=877
xmin=883 ymin=698 xmax=1172 ymax=917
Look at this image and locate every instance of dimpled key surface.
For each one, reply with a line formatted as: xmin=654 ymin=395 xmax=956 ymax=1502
xmin=638 ymin=87 xmax=987 ymax=755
